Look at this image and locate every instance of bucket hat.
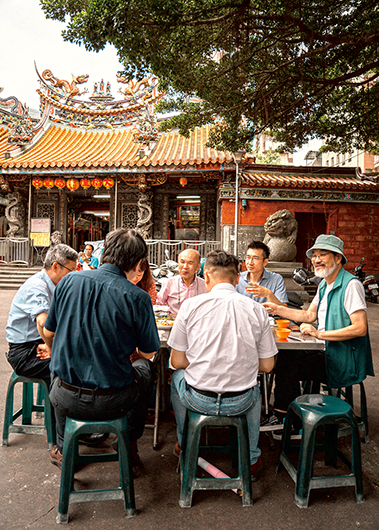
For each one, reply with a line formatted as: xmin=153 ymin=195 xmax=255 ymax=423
xmin=306 ymin=234 xmax=347 ymax=264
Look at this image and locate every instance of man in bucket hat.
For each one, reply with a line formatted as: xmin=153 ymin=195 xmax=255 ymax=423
xmin=262 ymin=234 xmax=374 ymax=437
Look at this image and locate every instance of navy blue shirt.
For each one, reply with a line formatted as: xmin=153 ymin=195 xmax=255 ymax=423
xmin=46 ymin=264 xmax=160 ymax=389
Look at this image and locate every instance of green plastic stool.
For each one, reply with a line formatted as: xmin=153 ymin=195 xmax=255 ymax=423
xmin=277 ymin=394 xmax=364 ymax=509
xmin=2 ymin=372 xmax=55 ymax=449
xmin=56 ymin=415 xmax=136 ymax=524
xmin=179 ymin=411 xmax=253 ymax=508
xmin=328 ymin=383 xmax=369 ymax=443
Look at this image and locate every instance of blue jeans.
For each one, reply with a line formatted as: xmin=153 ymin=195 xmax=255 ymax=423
xmin=171 ymin=369 xmax=261 ymax=464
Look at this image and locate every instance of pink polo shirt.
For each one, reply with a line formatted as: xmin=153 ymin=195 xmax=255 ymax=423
xmin=156 ymin=275 xmax=207 ymax=314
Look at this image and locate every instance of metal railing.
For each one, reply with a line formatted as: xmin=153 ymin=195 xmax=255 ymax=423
xmin=0 ymin=237 xmax=222 ymax=267
xmin=145 ymin=240 xmax=221 ymax=266
xmin=0 ymin=237 xmax=31 ymax=265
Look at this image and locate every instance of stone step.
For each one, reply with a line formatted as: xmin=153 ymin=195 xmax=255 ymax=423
xmin=0 ymin=266 xmax=40 ymax=289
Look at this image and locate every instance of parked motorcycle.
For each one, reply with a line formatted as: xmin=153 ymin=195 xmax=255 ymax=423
xmin=353 ymin=257 xmax=379 ymax=303
xmin=151 ymin=249 xmax=179 ymax=291
xmin=292 ymin=267 xmax=322 ymax=289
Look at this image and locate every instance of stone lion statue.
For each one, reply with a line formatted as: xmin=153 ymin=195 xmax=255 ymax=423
xmin=263 ymin=209 xmax=298 ymax=261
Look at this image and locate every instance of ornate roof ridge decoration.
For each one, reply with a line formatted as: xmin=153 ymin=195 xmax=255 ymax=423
xmin=0 ymin=94 xmax=36 ymax=147
xmin=120 ymin=173 xmax=168 ymax=189
xmin=35 ymin=63 xmax=165 ymax=132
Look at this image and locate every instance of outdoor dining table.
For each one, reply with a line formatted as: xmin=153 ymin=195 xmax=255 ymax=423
xmin=150 ymin=326 xmax=326 ymax=445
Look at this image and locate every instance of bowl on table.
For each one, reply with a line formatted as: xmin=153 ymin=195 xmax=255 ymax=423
xmin=276 ymin=319 xmax=290 ymax=328
xmin=275 ymin=327 xmax=291 ymax=340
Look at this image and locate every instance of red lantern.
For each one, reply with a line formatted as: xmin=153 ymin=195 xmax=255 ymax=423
xmin=32 ymin=178 xmax=43 ymax=189
xmin=55 ymin=177 xmax=66 ymax=190
xmin=80 ymin=177 xmax=91 ymax=190
xmin=103 ymin=177 xmax=114 ymax=189
xmin=179 ymin=177 xmax=187 ymax=187
xmin=66 ymin=178 xmax=79 ymax=191
xmin=43 ymin=178 xmax=54 ymax=189
xmin=92 ymin=177 xmax=102 ymax=189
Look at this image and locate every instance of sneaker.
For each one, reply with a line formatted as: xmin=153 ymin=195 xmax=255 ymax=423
xmin=173 ymin=441 xmax=181 ymax=457
xmin=250 ymin=456 xmax=263 ymax=481
xmin=50 ymin=445 xmax=63 ymax=469
xmin=272 ymin=427 xmax=302 ymax=441
xmin=260 ymin=413 xmax=284 ymax=432
xmin=78 ymin=433 xmax=109 ymax=447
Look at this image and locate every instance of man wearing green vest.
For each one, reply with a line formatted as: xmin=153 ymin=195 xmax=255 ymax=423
xmin=262 ymin=234 xmax=374 ymax=435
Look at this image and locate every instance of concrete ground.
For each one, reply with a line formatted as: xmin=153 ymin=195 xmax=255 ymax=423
xmin=0 ymin=288 xmax=378 ymax=530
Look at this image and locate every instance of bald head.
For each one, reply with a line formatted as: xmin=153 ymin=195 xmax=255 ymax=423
xmin=178 ymin=249 xmax=201 ymax=286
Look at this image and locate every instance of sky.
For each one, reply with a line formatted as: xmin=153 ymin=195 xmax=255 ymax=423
xmin=0 ymin=0 xmax=124 ymax=111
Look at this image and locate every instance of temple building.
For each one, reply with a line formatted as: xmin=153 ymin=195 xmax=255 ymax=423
xmin=1 ymin=67 xmax=379 ymax=271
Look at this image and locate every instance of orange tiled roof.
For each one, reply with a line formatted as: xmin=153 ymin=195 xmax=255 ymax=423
xmin=242 ymin=170 xmax=379 ymax=192
xmin=0 ymin=123 xmax=233 ymax=170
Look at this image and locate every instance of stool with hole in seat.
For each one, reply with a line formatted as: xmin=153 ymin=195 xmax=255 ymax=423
xmin=179 ymin=410 xmax=253 ymax=508
xmin=2 ymin=372 xmax=55 ymax=449
xmin=56 ymin=415 xmax=136 ymax=524
xmin=277 ymin=394 xmax=364 ymax=508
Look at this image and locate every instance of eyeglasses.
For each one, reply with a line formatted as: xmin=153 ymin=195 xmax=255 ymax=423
xmin=311 ymin=251 xmax=332 ymax=261
xmin=245 ymin=255 xmax=264 ymax=262
xmin=57 ymin=262 xmax=76 ymax=273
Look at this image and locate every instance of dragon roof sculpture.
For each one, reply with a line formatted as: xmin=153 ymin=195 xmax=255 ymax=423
xmin=35 ymin=63 xmax=164 ymax=134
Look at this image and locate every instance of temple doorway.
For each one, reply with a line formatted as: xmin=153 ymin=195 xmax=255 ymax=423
xmin=295 ymin=212 xmax=327 ymax=268
xmin=67 ymin=194 xmax=110 ymax=252
xmin=168 ymin=194 xmax=201 ymax=241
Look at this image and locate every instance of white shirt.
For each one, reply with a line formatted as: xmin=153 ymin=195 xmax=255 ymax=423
xmin=312 ymin=278 xmax=366 ymax=332
xmin=168 ymin=283 xmax=277 ymax=393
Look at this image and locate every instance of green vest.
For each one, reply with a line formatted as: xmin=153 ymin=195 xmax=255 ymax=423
xmin=318 ymin=267 xmax=374 ymax=388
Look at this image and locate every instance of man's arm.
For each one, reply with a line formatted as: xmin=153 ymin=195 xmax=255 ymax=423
xmin=43 ymin=327 xmax=55 ymax=349
xmin=138 ymin=350 xmax=156 ymax=360
xmin=259 ymin=356 xmax=275 ymax=373
xmin=171 ymin=348 xmax=190 ymax=369
xmin=263 ymin=301 xmax=318 ymax=324
xmin=300 ymin=310 xmax=367 ymax=341
xmin=36 ymin=312 xmax=49 ymax=342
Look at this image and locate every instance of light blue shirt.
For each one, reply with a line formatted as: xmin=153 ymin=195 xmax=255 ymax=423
xmin=236 ymin=269 xmax=288 ymax=304
xmin=6 ymin=269 xmax=55 ymax=344
xmin=79 ymin=255 xmax=99 ymax=269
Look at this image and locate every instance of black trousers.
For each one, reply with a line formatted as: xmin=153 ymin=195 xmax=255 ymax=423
xmin=49 ymin=358 xmax=155 ymax=452
xmin=274 ymin=349 xmax=327 ymax=412
xmin=7 ymin=340 xmax=51 ymax=381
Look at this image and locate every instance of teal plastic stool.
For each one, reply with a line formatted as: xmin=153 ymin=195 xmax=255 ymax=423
xmin=2 ymin=372 xmax=55 ymax=449
xmin=303 ymin=381 xmax=369 ymax=443
xmin=277 ymin=394 xmax=364 ymax=508
xmin=56 ymin=415 xmax=136 ymax=524
xmin=179 ymin=411 xmax=253 ymax=508
xmin=328 ymin=383 xmax=369 ymax=443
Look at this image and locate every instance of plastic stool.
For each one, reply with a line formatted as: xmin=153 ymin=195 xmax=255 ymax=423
xmin=179 ymin=411 xmax=253 ymax=508
xmin=2 ymin=372 xmax=55 ymax=449
xmin=328 ymin=383 xmax=369 ymax=443
xmin=277 ymin=394 xmax=364 ymax=508
xmin=56 ymin=415 xmax=136 ymax=524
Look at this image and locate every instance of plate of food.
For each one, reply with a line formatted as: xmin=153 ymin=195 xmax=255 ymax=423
xmin=156 ymin=316 xmax=175 ymax=328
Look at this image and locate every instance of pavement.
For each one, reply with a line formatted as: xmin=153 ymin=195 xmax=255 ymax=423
xmin=0 ymin=288 xmax=378 ymax=530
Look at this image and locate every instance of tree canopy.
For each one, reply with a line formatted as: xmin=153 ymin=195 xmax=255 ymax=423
xmin=40 ymin=0 xmax=379 ymax=154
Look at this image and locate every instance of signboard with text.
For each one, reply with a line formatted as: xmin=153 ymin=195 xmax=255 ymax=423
xmin=30 ymin=218 xmax=51 ymax=247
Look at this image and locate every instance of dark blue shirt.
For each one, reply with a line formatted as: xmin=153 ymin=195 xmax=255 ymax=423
xmin=46 ymin=263 xmax=160 ymax=389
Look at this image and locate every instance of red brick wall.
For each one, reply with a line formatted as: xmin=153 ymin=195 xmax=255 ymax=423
xmin=221 ymin=199 xmax=379 ymax=273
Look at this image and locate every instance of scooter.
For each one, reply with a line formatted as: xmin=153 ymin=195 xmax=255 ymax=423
xmin=151 ymin=249 xmax=179 ymax=291
xmin=292 ymin=267 xmax=322 ymax=289
xmin=353 ymin=257 xmax=379 ymax=303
